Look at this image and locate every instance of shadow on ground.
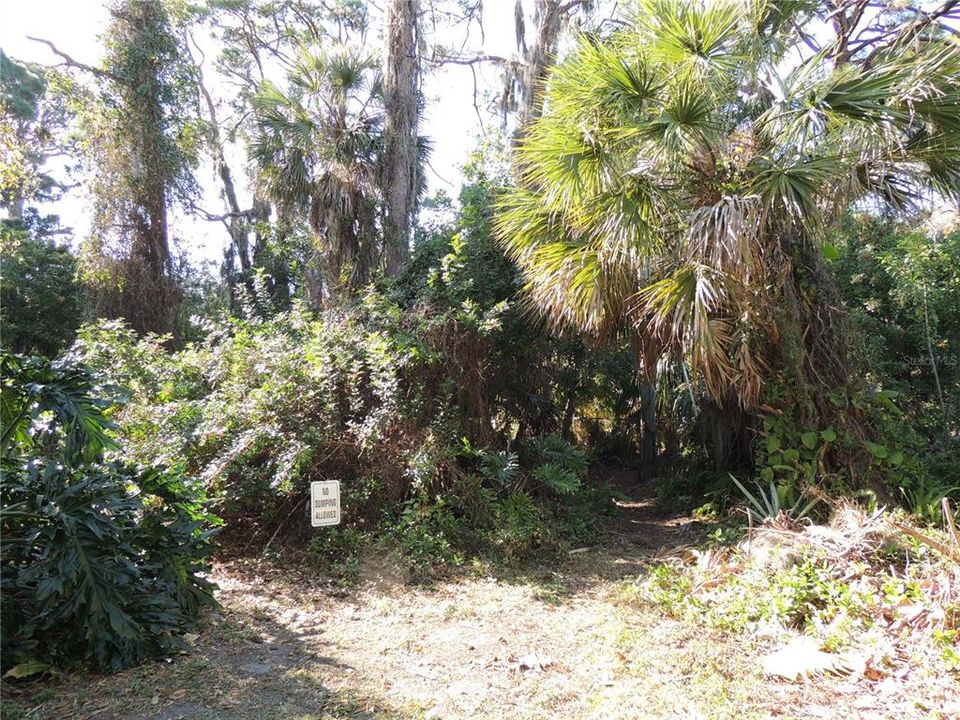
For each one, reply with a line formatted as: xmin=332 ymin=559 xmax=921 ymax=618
xmin=2 ymin=470 xmax=703 ymax=720
xmin=3 ymin=604 xmax=421 ymax=720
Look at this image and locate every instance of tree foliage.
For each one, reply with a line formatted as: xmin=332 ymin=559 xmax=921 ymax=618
xmin=252 ymin=46 xmax=387 ymax=300
xmin=74 ymin=0 xmax=200 ymax=336
xmin=495 ymin=0 xmax=960 ymax=483
xmin=499 ymin=0 xmax=960 ymax=392
xmin=834 ymin=213 xmax=960 ymax=452
xmin=0 ymin=231 xmax=82 ymax=357
xmin=0 ymin=353 xmax=217 ymax=673
xmin=250 ymin=35 xmax=431 ymax=303
xmin=0 ymin=51 xmax=74 ymax=220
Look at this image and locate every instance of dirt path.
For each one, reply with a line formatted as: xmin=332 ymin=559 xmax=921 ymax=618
xmin=4 ymin=478 xmax=954 ymax=720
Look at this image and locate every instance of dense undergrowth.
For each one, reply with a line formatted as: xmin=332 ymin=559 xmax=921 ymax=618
xmin=58 ymin=183 xmax=632 ymax=583
xmin=627 ymin=505 xmax=960 ymax=674
xmin=0 ymin=355 xmax=217 ymax=674
xmin=3 ymin=180 xmax=959 ymax=679
xmin=67 ymin=295 xmax=617 ymax=578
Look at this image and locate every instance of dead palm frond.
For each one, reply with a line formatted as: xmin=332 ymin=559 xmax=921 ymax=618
xmin=494 ymin=0 xmax=960 ymax=409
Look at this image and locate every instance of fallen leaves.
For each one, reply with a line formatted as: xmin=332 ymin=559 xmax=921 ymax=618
xmin=761 ymin=635 xmax=857 ymax=681
xmin=2 ymin=661 xmax=53 ymax=680
xmin=508 ymin=652 xmax=554 ymax=673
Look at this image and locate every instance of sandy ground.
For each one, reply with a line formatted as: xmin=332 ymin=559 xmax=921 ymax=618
xmin=4 ymin=480 xmax=958 ymax=720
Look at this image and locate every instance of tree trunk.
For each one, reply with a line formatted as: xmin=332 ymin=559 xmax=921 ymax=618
xmin=516 ymin=0 xmax=563 ymax=136
xmin=512 ymin=0 xmax=589 ymax=145
xmin=382 ymin=0 xmax=420 ymax=276
xmin=701 ymin=398 xmax=752 ymax=471
xmin=89 ymin=0 xmax=184 ymax=337
xmin=561 ymin=387 xmax=577 ymax=441
xmin=129 ymin=15 xmax=175 ymax=337
xmin=638 ymin=377 xmax=658 ymax=480
xmin=193 ymin=48 xmax=251 ymax=274
xmin=7 ymin=187 xmax=24 ymax=221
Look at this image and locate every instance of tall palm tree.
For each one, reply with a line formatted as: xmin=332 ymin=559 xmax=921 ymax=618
xmin=495 ymin=0 xmax=960 ymax=475
xmin=252 ymin=46 xmax=385 ymax=302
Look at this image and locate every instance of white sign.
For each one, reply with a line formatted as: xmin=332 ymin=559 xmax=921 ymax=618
xmin=310 ymin=480 xmax=341 ymax=527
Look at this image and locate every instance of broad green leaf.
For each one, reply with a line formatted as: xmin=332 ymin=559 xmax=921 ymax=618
xmin=3 ymin=661 xmax=52 ymax=679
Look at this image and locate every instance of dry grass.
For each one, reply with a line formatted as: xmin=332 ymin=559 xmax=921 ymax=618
xmin=3 ymin=490 xmax=958 ymax=720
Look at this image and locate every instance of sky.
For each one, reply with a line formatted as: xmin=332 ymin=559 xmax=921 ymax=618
xmin=6 ymin=1 xmax=955 ymax=268
xmin=0 ymin=0 xmax=522 ymax=267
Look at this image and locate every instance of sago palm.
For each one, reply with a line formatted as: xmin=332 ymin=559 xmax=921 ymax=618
xmin=495 ymin=0 xmax=960 ymax=469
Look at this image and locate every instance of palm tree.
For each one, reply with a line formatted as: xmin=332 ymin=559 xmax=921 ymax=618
xmin=251 ymin=46 xmax=385 ymax=302
xmin=495 ymin=0 xmax=960 ymax=476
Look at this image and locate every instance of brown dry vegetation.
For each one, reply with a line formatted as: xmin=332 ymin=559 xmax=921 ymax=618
xmin=3 ymin=481 xmax=958 ymax=720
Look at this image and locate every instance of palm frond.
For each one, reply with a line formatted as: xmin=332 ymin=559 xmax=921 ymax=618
xmin=634 ymin=262 xmax=735 ymax=397
xmin=748 ymin=154 xmax=835 ymax=228
xmin=631 ymin=0 xmax=744 ymax=83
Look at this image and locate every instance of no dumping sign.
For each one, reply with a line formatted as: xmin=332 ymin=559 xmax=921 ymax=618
xmin=310 ymin=480 xmax=341 ymax=527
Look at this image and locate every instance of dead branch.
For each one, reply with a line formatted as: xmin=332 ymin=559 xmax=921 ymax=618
xmin=27 ymin=37 xmax=119 ymax=82
xmin=895 ymin=520 xmax=960 ymax=565
xmin=432 ymin=53 xmax=513 ymax=67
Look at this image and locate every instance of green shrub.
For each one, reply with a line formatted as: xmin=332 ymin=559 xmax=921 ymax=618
xmin=71 ymin=306 xmax=428 ymax=527
xmin=530 ymin=434 xmax=589 ymax=496
xmin=0 ymin=353 xmax=218 ymax=673
xmin=0 ymin=230 xmax=82 ymax=358
xmin=379 ymin=433 xmax=608 ymax=573
xmin=490 ymin=492 xmax=547 ymax=562
xmin=307 ymin=526 xmax=366 ymax=582
xmin=388 ymin=496 xmax=465 ymax=574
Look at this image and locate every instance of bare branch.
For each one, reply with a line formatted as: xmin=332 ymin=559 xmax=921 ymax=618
xmin=432 ymin=53 xmax=513 ymax=67
xmin=194 ymin=207 xmax=255 ymax=223
xmin=793 ymin=22 xmax=822 ymax=54
xmin=896 ymin=0 xmax=960 ymax=45
xmin=559 ymin=0 xmax=591 ymax=14
xmin=469 ymin=63 xmax=485 ymax=133
xmin=27 ymin=37 xmax=119 ymax=82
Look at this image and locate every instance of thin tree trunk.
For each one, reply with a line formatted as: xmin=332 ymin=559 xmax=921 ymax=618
xmin=638 ymin=376 xmax=658 ymax=480
xmin=631 ymin=333 xmax=659 ymax=481
xmin=7 ymin=187 xmax=24 ymax=221
xmin=921 ymin=279 xmax=949 ymax=435
xmin=516 ymin=0 xmax=562 ymax=137
xmin=561 ymin=387 xmax=577 ymax=441
xmin=382 ymin=0 xmax=420 ymax=276
xmin=513 ymin=0 xmax=588 ymax=145
xmin=185 ymin=32 xmax=256 ymax=309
